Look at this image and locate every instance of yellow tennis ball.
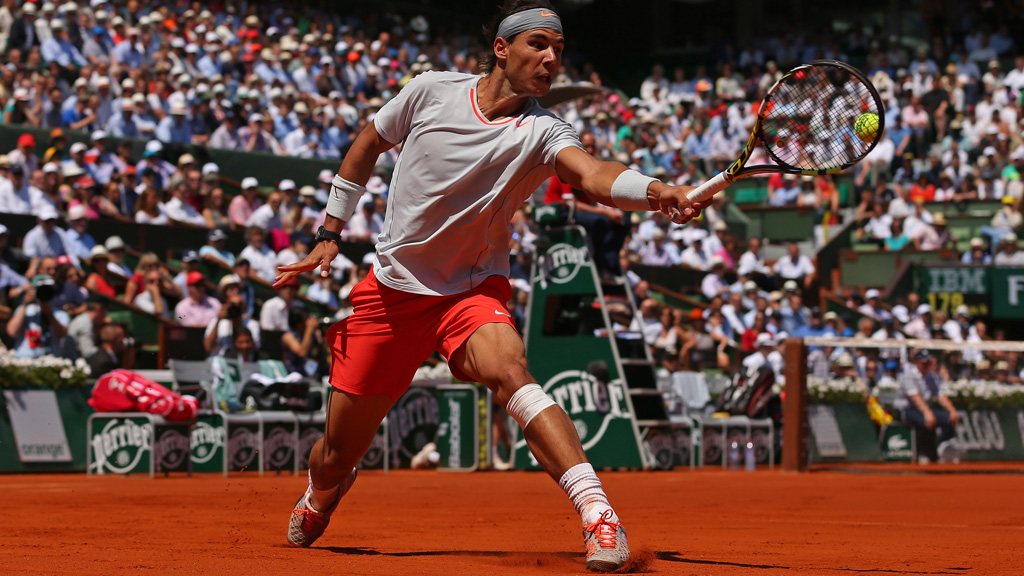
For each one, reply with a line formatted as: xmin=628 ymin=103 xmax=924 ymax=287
xmin=854 ymin=113 xmax=879 ymax=143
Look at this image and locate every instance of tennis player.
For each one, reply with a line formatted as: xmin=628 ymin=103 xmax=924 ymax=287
xmin=277 ymin=1 xmax=708 ymax=570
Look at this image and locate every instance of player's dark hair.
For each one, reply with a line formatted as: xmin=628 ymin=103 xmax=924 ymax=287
xmin=480 ymin=0 xmax=558 ymax=74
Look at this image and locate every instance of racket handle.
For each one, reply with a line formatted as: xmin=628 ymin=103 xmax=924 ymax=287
xmin=686 ymin=171 xmax=734 ymax=204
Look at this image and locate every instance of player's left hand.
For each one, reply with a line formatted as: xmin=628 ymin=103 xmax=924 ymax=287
xmin=274 ymin=241 xmax=339 ymax=288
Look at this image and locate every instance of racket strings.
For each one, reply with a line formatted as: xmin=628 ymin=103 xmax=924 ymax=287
xmin=761 ymin=66 xmax=880 ymax=171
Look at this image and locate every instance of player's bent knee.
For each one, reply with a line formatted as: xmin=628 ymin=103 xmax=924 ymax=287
xmin=506 ymin=383 xmax=560 ymax=430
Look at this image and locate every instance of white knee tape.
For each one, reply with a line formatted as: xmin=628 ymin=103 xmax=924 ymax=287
xmin=506 ymin=383 xmax=559 ymax=430
xmin=326 ymin=175 xmax=366 ymax=222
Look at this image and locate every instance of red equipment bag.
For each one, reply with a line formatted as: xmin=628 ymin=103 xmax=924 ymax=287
xmin=89 ymin=369 xmax=198 ymax=421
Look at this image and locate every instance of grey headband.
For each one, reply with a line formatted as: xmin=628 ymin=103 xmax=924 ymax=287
xmin=496 ymin=8 xmax=562 ymax=40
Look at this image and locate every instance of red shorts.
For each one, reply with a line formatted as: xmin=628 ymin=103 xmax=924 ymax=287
xmin=326 ymin=269 xmax=516 ymax=401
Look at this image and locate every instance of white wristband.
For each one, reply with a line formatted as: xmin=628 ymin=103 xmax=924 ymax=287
xmin=610 ymin=169 xmax=657 ymax=210
xmin=326 ymin=175 xmax=366 ymax=222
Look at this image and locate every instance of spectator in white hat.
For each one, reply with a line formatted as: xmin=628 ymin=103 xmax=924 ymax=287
xmin=994 ymin=233 xmax=1024 ymax=265
xmin=315 ymin=168 xmax=334 ymax=205
xmin=92 ymin=76 xmax=116 ymax=127
xmin=903 ymin=304 xmax=934 ymax=339
xmin=961 ymin=237 xmax=992 ymax=265
xmin=2 ymin=88 xmax=39 ymax=125
xmin=41 ymin=18 xmax=87 ymax=68
xmin=229 ymin=177 xmax=263 ymax=228
xmin=64 ymin=204 xmax=97 ymax=261
xmin=106 ymin=100 xmax=142 ymax=139
xmin=702 ymin=219 xmax=729 ymax=256
xmin=103 ymin=236 xmax=132 ymax=277
xmin=296 ymin=186 xmax=321 ymax=233
xmin=742 ymin=332 xmax=777 ymax=373
xmin=129 ymin=93 xmax=157 ymax=137
xmin=86 ymin=130 xmax=117 ymax=184
xmin=156 ymin=103 xmax=193 ymax=144
xmin=111 ymin=27 xmax=143 ymax=69
xmin=39 ymin=161 xmax=63 ymax=204
xmin=857 ymin=288 xmax=893 ymax=322
xmin=196 ymin=40 xmax=222 ymax=78
xmin=238 ymin=112 xmax=280 ymax=154
xmin=6 ymin=3 xmax=40 ymax=55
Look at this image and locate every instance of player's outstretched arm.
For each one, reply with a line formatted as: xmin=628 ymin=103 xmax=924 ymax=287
xmin=554 ymin=146 xmax=711 ymax=224
xmin=337 ymin=121 xmax=398 ymax=186
xmin=273 ymin=123 xmax=396 ymax=288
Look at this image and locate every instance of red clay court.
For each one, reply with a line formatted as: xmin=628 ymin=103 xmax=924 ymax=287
xmin=3 ymin=466 xmax=1022 ymax=575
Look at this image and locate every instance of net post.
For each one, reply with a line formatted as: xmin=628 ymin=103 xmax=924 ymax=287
xmin=782 ymin=337 xmax=808 ymax=472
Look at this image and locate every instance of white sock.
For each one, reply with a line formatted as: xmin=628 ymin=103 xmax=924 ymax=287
xmin=558 ymin=463 xmax=617 ymax=525
xmin=307 ymin=469 xmax=341 ymax=513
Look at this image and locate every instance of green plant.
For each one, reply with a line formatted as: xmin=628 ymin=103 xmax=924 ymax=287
xmin=942 ymin=379 xmax=1024 ymax=409
xmin=0 ymin=350 xmax=91 ymax=389
xmin=806 ymin=376 xmax=870 ymax=404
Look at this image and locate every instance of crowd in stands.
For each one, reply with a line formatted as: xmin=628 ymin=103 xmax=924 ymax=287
xmin=0 ymin=1 xmax=1022 ymax=403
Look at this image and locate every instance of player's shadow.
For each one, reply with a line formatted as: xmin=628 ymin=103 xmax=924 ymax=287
xmin=323 ymin=548 xmax=968 ymax=575
xmin=657 ymin=552 xmax=968 ymax=575
xmin=323 ymin=547 xmax=576 ymax=560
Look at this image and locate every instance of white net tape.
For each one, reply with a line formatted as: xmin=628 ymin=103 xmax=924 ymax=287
xmin=802 ymin=337 xmax=1024 ymax=353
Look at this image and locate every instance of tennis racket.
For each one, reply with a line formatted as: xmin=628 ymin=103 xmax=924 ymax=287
xmin=674 ymin=59 xmax=885 ymax=222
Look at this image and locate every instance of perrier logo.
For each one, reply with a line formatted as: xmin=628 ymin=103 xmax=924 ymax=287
xmin=191 ymin=420 xmax=226 ymax=464
xmin=542 ymin=370 xmax=630 ymax=450
xmin=543 ymin=242 xmax=590 ymax=284
xmin=90 ymin=418 xmax=151 ymax=474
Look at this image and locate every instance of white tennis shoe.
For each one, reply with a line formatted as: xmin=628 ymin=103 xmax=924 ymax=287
xmin=287 ymin=469 xmax=357 ymax=547
xmin=583 ymin=508 xmax=630 ymax=572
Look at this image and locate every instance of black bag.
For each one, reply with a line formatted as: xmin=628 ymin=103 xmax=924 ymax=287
xmin=716 ymin=365 xmax=775 ymax=418
xmin=239 ymin=380 xmax=311 ymax=411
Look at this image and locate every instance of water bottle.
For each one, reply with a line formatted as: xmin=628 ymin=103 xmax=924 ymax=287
xmin=728 ymin=439 xmax=741 ymax=471
xmin=744 ymin=440 xmax=756 ymax=471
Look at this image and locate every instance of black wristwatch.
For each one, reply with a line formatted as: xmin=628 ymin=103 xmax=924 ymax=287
xmin=314 ymin=225 xmax=343 ymax=248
